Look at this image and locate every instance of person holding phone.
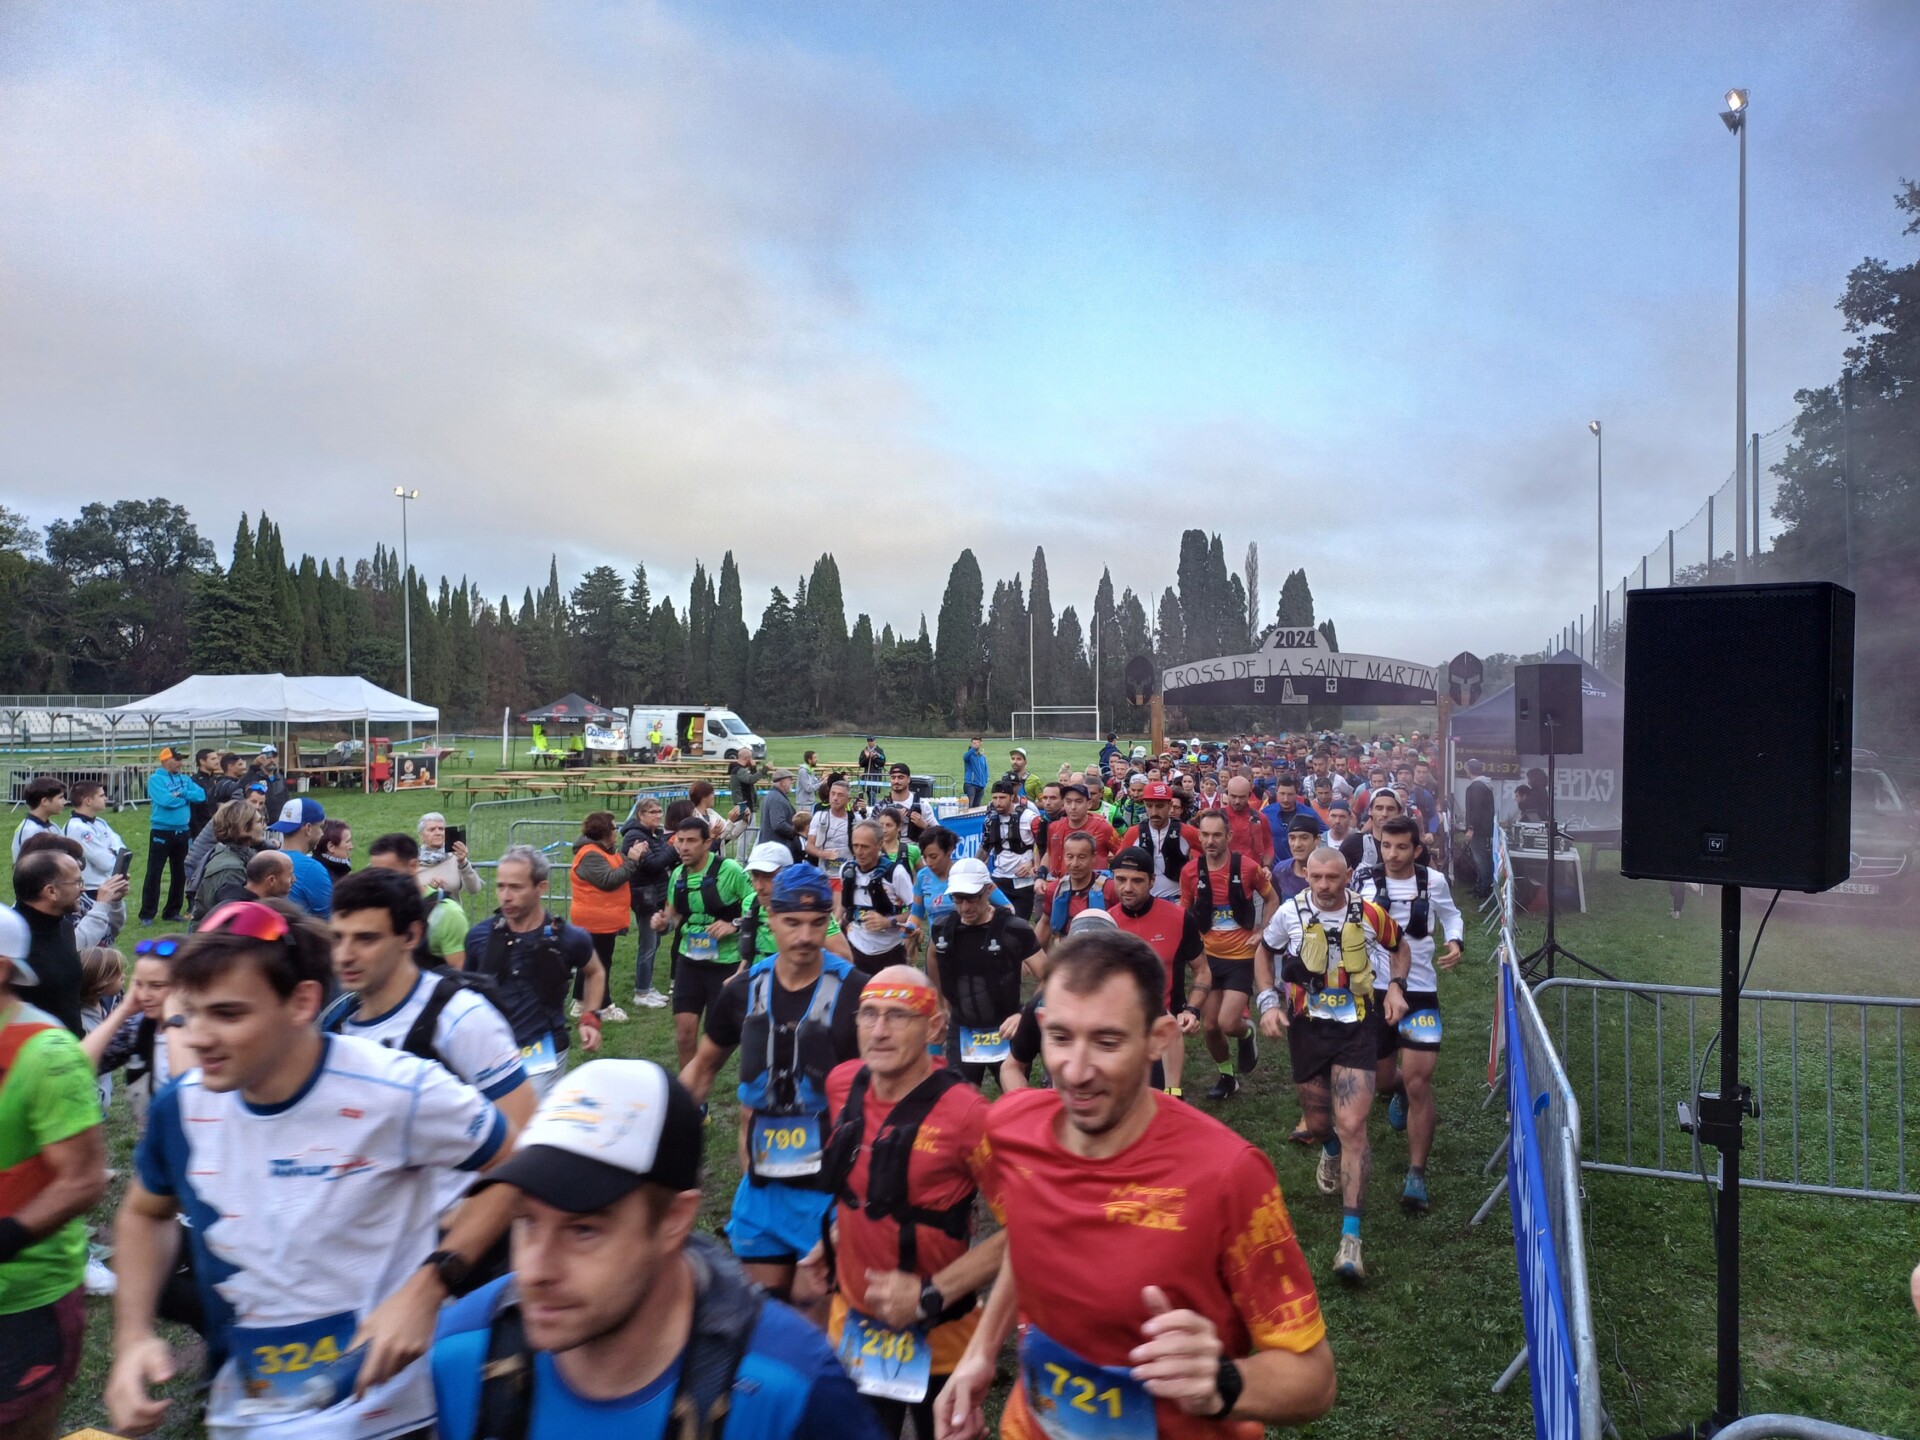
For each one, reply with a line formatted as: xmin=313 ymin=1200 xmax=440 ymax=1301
xmin=64 ymin=782 xmax=130 ymax=902
xmin=417 ymin=813 xmax=481 ymax=897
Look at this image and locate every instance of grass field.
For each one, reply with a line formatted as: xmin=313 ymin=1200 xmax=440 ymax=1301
xmin=37 ymin=733 xmax=1920 ymax=1439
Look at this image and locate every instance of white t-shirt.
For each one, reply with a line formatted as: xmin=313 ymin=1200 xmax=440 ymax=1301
xmin=1137 ymin=820 xmax=1192 ymax=901
xmin=808 ymin=811 xmax=851 ymax=865
xmin=334 ymin=971 xmax=526 ymax=1209
xmin=1261 ymin=889 xmax=1399 ymax=1001
xmin=136 ymin=1034 xmax=506 ymax=1440
xmin=985 ymin=806 xmax=1042 ymax=886
xmin=841 ymin=861 xmax=916 ymax=958
xmin=65 ymin=813 xmax=129 ymax=887
xmin=1352 ymin=866 xmax=1464 ymax=992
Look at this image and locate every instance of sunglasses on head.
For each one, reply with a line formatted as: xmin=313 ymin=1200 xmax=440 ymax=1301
xmin=134 ymin=936 xmax=187 ymax=958
xmin=198 ymin=900 xmax=293 ymax=943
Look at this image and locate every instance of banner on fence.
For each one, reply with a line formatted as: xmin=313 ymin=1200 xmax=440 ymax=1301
xmin=945 ymin=807 xmax=986 ymax=860
xmin=584 ymin=723 xmax=628 ymax=752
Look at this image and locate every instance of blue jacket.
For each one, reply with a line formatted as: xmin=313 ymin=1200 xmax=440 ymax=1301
xmin=1261 ymin=800 xmax=1325 ymax=858
xmin=962 ymin=746 xmax=990 ymax=788
xmin=146 ymin=770 xmax=205 ymax=832
xmin=432 ymin=1257 xmax=886 ymax=1440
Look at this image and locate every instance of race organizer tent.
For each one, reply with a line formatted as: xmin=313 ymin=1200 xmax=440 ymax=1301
xmin=1446 ymin=650 xmax=1622 ymax=842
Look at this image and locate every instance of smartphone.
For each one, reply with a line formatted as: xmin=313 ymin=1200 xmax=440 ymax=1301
xmin=446 ymin=825 xmax=467 ymax=849
xmin=112 ymin=850 xmax=135 ymax=879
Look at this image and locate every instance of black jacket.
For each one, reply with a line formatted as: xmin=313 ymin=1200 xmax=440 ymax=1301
xmin=618 ymin=818 xmax=676 ymax=912
xmin=14 ymin=902 xmax=83 ymax=1035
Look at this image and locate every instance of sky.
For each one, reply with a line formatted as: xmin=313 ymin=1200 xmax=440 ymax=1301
xmin=3 ymin=0 xmax=1917 ymax=671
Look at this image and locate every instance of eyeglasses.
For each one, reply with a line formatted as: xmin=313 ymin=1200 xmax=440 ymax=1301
xmin=856 ymin=1007 xmax=926 ymax=1030
xmin=199 ymin=900 xmax=292 ymax=943
xmin=134 ymin=937 xmax=186 ymax=958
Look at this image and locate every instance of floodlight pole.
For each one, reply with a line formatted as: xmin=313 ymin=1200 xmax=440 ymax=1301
xmin=395 ymin=487 xmax=419 ymax=740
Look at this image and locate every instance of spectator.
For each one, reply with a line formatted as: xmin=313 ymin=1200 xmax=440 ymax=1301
xmin=232 ymin=849 xmax=293 ymax=908
xmin=187 ymin=749 xmax=221 ymax=835
xmin=191 ymin=800 xmax=265 ymax=922
xmin=858 ymin=736 xmax=887 ymax=780
xmin=10 ymin=777 xmax=67 ymax=863
xmin=20 ymin=833 xmax=125 ymax=954
xmin=243 ymin=744 xmax=289 ymax=820
xmin=82 ymin=936 xmax=179 ymax=1129
xmin=962 ymin=735 xmax=990 ymax=806
xmin=366 ymin=833 xmax=470 ymax=971
xmin=729 ymin=754 xmax=760 ymax=821
xmin=0 ymin=904 xmax=110 ymax=1435
xmin=63 ymin=781 xmax=128 ymax=899
xmin=416 ymin=812 xmax=482 ymax=897
xmin=617 ymin=798 xmax=676 ymax=1009
xmin=10 ymin=847 xmax=86 ymax=1034
xmin=567 ymin=812 xmax=640 ymax=1025
xmin=139 ymin=748 xmax=204 ymax=925
xmin=317 ymin=819 xmax=354 ymax=884
xmin=1462 ymin=758 xmax=1496 ymax=900
xmin=795 ymin=750 xmax=821 ymax=813
xmin=760 ymin=767 xmax=802 ymax=861
xmin=207 ymin=752 xmax=248 ymax=813
xmin=688 ymin=780 xmax=744 ymax=849
xmin=268 ymin=798 xmax=334 ymax=918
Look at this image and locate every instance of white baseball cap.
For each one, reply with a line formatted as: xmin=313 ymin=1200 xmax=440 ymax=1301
xmin=944 ymin=857 xmax=994 ymax=896
xmin=477 ymin=1060 xmax=702 ymax=1211
xmin=0 ymin=907 xmax=35 ymax=986
xmin=746 ymin=842 xmax=794 ymax=875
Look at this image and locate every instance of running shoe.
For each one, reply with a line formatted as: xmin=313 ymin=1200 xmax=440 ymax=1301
xmin=1206 ymin=1073 xmax=1240 ymax=1101
xmin=1387 ymin=1091 xmax=1407 ymax=1132
xmin=634 ymin=988 xmax=669 ymax=1009
xmin=1236 ymin=1029 xmax=1259 ymax=1074
xmin=86 ymin=1254 xmax=118 ymax=1296
xmin=1333 ymin=1233 xmax=1366 ymax=1283
xmin=597 ymin=1003 xmax=630 ymax=1023
xmin=1401 ymin=1171 xmax=1430 ymax=1213
xmin=1315 ymin=1148 xmax=1341 ymax=1195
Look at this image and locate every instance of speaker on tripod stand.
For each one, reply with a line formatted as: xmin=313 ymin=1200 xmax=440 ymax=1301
xmin=1513 ymin=663 xmax=1602 ymax=979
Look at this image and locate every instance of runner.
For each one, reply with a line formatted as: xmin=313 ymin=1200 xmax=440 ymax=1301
xmin=0 ymin=906 xmax=109 ymax=1440
xmin=926 ymin=860 xmax=1041 ymax=1086
xmin=1324 ymin=800 xmax=1364 ymax=871
xmin=795 ymin=966 xmax=1005 ymax=1438
xmin=740 ymin=840 xmax=855 ymax=966
xmin=1260 ymin=773 xmax=1324 ymax=858
xmin=1271 ymin=813 xmax=1323 ymax=902
xmin=1117 ymin=781 xmax=1200 ymax=903
xmin=881 ymin=763 xmax=934 ymax=845
xmin=1181 ymin=811 xmax=1276 ymax=1101
xmin=323 ymin=868 xmax=535 ymax=1207
xmin=1109 ymin=848 xmax=1209 ymax=1097
xmin=1354 ymin=815 xmax=1463 ymax=1211
xmin=1043 ymin=784 xmax=1118 ymax=877
xmin=1032 ymin=832 xmax=1119 ymax=948
xmin=1219 ymin=776 xmax=1276 ymax=867
xmin=430 ymin=1059 xmax=886 ymax=1440
xmin=980 ymin=781 xmax=1041 ymax=919
xmin=651 ymin=817 xmax=755 ymax=1071
xmin=909 ymin=828 xmax=1010 ymax=939
xmin=805 ymin=778 xmax=854 ymax=870
xmin=840 ymin=822 xmax=918 ymax=973
xmin=1254 ymin=846 xmax=1409 ymax=1283
xmin=465 ymin=846 xmax=605 ymax=1100
xmin=680 ymin=863 xmax=867 ymax=1300
xmin=937 ymin=927 xmax=1335 ymax=1440
xmin=106 ymin=899 xmax=510 ymax=1440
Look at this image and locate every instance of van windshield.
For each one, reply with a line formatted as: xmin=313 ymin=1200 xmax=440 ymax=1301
xmin=711 ymin=713 xmax=744 ymax=736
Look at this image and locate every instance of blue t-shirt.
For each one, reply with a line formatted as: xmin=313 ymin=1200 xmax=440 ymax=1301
xmin=912 ymin=866 xmax=1011 ymax=929
xmin=462 ymin=915 xmax=599 ymax=1050
xmin=1261 ymin=801 xmax=1325 ymax=857
xmin=286 ymin=849 xmax=336 ymax=918
xmin=432 ymin=1275 xmax=888 ymax=1440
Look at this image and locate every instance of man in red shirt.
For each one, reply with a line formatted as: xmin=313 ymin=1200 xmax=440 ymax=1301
xmin=1181 ymin=811 xmax=1276 ymax=1102
xmin=1043 ymin=783 xmax=1117 ymax=877
xmin=798 ymin=967 xmax=1004 ymax=1439
xmin=1033 ymin=833 xmax=1119 ymax=948
xmin=1219 ymin=777 xmax=1274 ymax=868
xmin=1110 ymin=848 xmax=1208 ymax=1097
xmin=936 ymin=929 xmax=1335 ymax=1440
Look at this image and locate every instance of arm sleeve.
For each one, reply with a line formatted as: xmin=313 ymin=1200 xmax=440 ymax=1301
xmin=95 ymin=1015 xmax=144 ymax=1075
xmin=1217 ymin=1145 xmax=1326 ymax=1354
xmin=401 ymin=1054 xmax=508 ymax=1173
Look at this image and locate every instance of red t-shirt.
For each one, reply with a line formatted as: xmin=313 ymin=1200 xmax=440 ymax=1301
xmin=1180 ymin=856 xmax=1275 ymax=961
xmin=1046 ymin=813 xmax=1119 ymax=875
xmin=824 ymin=1060 xmax=993 ymax=1373
xmin=1111 ymin=897 xmax=1196 ymax=1006
xmin=1217 ymin=804 xmax=1274 ymax=866
xmin=983 ymin=1089 xmax=1325 ymax=1440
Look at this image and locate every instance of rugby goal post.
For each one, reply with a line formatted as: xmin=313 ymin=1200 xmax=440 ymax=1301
xmin=1010 ymin=706 xmax=1102 ymax=744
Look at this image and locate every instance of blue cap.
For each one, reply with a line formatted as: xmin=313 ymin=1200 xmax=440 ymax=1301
xmin=269 ymin=797 xmax=326 ymax=833
xmin=769 ymin=861 xmax=833 ymax=913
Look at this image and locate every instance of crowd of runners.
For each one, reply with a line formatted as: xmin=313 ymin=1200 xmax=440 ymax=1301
xmin=1 ymin=729 xmax=1469 ymax=1440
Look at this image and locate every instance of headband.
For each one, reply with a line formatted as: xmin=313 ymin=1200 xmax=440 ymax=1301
xmin=859 ymin=981 xmax=939 ymax=1017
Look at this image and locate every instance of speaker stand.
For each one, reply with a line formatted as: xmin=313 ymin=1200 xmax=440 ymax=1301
xmin=1656 ymin=882 xmax=1752 ymax=1438
xmin=1518 ymin=722 xmax=1616 ymax=983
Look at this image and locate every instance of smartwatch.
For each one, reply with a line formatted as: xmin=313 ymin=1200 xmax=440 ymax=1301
xmin=916 ymin=1280 xmax=946 ymax=1325
xmin=1206 ymin=1357 xmax=1244 ymax=1420
xmin=423 ymin=1248 xmax=472 ymax=1295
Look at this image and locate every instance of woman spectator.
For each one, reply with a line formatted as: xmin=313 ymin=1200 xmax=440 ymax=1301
xmin=568 ymin=811 xmax=642 ymax=1024
xmin=191 ymin=799 xmax=264 ymax=921
xmin=417 ymin=811 xmax=482 ymax=896
xmin=76 ymin=946 xmax=127 ymax=1106
xmin=317 ymin=818 xmax=355 ymax=883
xmin=83 ymin=938 xmax=180 ymax=1125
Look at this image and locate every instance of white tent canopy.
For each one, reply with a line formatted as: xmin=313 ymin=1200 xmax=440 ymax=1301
xmin=106 ymin=674 xmax=437 ymax=724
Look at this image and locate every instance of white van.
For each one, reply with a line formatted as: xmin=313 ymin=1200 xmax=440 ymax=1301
xmin=614 ymin=705 xmax=767 ymax=761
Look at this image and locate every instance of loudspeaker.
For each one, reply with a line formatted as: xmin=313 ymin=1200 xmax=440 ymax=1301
xmin=1620 ymin=581 xmax=1854 ymax=891
xmin=1514 ymin=663 xmax=1584 ymax=754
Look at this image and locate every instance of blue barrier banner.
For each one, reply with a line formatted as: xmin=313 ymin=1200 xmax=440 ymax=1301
xmin=945 ymin=808 xmax=986 ymax=860
xmin=1504 ymin=963 xmax=1580 ymax=1439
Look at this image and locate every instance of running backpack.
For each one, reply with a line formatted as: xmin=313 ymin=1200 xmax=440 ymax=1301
xmin=322 ymin=970 xmax=505 ymax=1072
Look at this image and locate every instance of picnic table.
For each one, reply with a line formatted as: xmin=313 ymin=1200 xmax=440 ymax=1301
xmin=287 ymin=763 xmax=367 ymax=792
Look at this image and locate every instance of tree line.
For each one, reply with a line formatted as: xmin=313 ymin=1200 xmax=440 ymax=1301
xmin=0 ymin=502 xmax=1337 ymax=733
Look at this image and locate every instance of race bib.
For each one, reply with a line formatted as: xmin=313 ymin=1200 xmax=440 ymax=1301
xmin=959 ymin=1027 xmax=1011 ymax=1064
xmin=1210 ymin=905 xmax=1237 ymax=932
xmin=838 ymin=1310 xmax=931 ymax=1403
xmin=750 ymin=1112 xmax=823 ymax=1178
xmin=1018 ymin=1325 xmax=1156 ymax=1440
xmin=1306 ymin=987 xmax=1359 ymax=1023
xmin=233 ymin=1312 xmax=363 ymax=1415
xmin=684 ymin=927 xmax=720 ymax=962
xmin=1398 ymin=1008 xmax=1443 ymax=1044
xmin=519 ymin=1032 xmax=559 ymax=1075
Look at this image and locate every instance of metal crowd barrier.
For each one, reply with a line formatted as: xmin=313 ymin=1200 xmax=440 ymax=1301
xmin=1532 ymin=978 xmax=1919 ymax=1203
xmin=1711 ymin=1417 xmax=1899 ymax=1440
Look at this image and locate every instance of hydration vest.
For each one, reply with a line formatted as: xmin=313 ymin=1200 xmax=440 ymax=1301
xmin=322 ymin=970 xmax=506 ymax=1074
xmin=840 ymin=861 xmax=901 ymax=921
xmin=673 ymin=860 xmax=744 ymax=925
xmin=932 ymin=910 xmax=1025 ymax=1026
xmin=0 ymin=1008 xmax=61 ymax=1212
xmin=1291 ymin=892 xmax=1376 ymax=998
xmin=478 ymin=915 xmax=573 ymax=1015
xmin=737 ymin=954 xmax=855 ymax=1124
xmin=821 ymin=1066 xmax=978 ymax=1326
xmin=1049 ymin=876 xmax=1112 ymax=932
xmin=1142 ymin=822 xmax=1192 ymax=883
xmin=1190 ymin=854 xmax=1257 ymax=931
xmin=1362 ymin=864 xmax=1430 ymax=940
xmin=737 ymin=899 xmax=765 ymax=967
xmin=982 ymin=809 xmax=1032 ymax=857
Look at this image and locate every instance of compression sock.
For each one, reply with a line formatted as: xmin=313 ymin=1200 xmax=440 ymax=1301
xmin=1342 ymin=1210 xmax=1362 ymax=1239
xmin=1323 ymin=1136 xmax=1343 ymax=1158
xmin=1219 ymin=1059 xmax=1235 ymax=1076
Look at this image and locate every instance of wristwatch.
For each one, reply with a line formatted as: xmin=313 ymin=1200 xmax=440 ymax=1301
xmin=1206 ymin=1356 xmax=1244 ymax=1420
xmin=423 ymin=1248 xmax=472 ymax=1295
xmin=916 ymin=1280 xmax=946 ymax=1325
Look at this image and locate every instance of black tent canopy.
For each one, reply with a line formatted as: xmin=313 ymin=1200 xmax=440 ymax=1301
xmin=520 ymin=693 xmax=613 ymax=723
